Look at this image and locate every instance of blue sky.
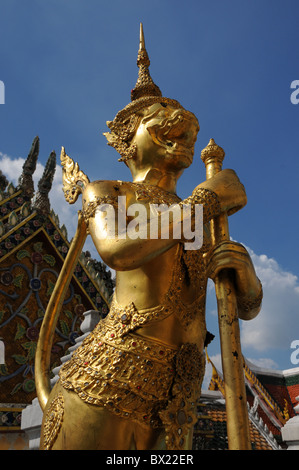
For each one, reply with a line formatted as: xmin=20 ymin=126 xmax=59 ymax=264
xmin=1 ymin=0 xmax=299 ymax=384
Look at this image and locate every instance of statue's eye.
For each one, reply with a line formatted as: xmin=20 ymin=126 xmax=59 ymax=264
xmin=160 ymin=102 xmax=167 ymax=108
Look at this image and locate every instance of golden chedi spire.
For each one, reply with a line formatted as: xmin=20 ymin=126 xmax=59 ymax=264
xmin=130 ymin=23 xmax=162 ymax=101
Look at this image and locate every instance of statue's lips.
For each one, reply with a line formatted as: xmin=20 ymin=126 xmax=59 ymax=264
xmin=147 ymin=110 xmax=198 ymax=161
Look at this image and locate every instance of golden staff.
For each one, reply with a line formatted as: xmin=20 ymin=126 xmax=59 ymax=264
xmin=201 ymin=138 xmax=252 ymax=450
xmin=35 ymin=148 xmax=89 ymax=411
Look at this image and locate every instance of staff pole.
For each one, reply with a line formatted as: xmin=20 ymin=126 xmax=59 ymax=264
xmin=201 ymin=138 xmax=251 ymax=450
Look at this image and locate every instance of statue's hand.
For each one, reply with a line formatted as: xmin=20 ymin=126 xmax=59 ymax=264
xmin=207 ymin=241 xmax=262 ymax=320
xmin=196 ymin=169 xmax=247 ymax=215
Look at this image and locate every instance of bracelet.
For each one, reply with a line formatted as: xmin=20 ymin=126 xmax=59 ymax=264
xmin=180 ymin=188 xmax=221 ymax=224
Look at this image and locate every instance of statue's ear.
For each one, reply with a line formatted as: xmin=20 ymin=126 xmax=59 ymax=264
xmin=118 ymin=143 xmax=137 ymax=164
xmin=103 ymin=131 xmax=116 ymax=145
xmin=103 ymin=131 xmax=131 ymax=163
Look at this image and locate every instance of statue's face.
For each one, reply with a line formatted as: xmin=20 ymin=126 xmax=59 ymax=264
xmin=131 ymin=103 xmax=199 ymax=172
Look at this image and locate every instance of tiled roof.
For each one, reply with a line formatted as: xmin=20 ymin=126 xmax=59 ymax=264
xmin=205 ymin=353 xmax=299 ymax=449
xmin=287 ymin=384 xmax=299 ymax=408
xmin=193 ymin=402 xmax=275 ymax=450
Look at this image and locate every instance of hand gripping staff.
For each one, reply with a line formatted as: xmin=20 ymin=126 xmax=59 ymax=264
xmin=201 ymin=139 xmax=252 ymax=450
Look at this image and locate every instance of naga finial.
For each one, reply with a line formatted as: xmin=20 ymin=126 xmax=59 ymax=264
xmin=60 ymin=147 xmax=90 ymax=204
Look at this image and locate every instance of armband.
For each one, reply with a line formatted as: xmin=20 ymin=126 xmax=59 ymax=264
xmin=180 ymin=188 xmax=221 ymax=224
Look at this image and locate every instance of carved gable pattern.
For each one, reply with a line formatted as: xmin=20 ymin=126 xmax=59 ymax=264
xmin=0 ymin=138 xmax=112 ymax=406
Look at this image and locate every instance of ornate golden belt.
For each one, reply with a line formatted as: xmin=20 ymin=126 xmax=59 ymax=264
xmin=59 ymin=300 xmax=206 ymax=448
xmin=59 ymin=313 xmax=178 ymax=428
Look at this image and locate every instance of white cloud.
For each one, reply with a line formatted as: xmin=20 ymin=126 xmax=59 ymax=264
xmin=204 ymin=245 xmax=299 ymax=380
xmin=202 ymin=354 xmax=280 ymax=391
xmin=246 ymin=357 xmax=279 ymax=370
xmin=0 ymin=151 xmax=80 ymax=239
xmin=0 ymin=153 xmax=40 ymax=182
xmin=240 ymin=246 xmax=299 ymax=353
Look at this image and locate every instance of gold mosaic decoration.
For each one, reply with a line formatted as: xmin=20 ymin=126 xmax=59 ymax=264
xmin=59 ymin=238 xmax=210 ymax=447
xmin=182 ymin=186 xmax=221 ymax=226
xmin=159 ymin=344 xmax=206 ymax=450
xmin=42 ymin=393 xmax=64 ymax=450
xmin=82 ymin=195 xmax=119 ymax=222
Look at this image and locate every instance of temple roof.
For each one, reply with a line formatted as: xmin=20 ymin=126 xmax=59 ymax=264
xmin=194 ymin=392 xmax=280 ymax=450
xmin=0 ymin=137 xmax=114 ymax=408
xmin=203 ymin=351 xmax=299 ymax=449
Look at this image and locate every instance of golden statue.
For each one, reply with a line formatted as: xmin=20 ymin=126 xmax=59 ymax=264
xmin=35 ymin=24 xmax=262 ymax=450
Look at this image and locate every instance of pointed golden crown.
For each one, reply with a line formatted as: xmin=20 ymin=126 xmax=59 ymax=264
xmin=104 ymin=24 xmax=183 ymax=163
xmin=109 ymin=23 xmax=181 ymax=124
xmin=130 ymin=23 xmax=162 ymax=101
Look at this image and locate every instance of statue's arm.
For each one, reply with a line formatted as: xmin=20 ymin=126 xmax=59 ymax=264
xmin=83 ymin=170 xmax=247 ymax=272
xmin=87 ymin=206 xmax=181 ymax=271
xmin=199 ymin=169 xmax=262 ymax=320
xmin=84 ymin=188 xmax=220 ymax=271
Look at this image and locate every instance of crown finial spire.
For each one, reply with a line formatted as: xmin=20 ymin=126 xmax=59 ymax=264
xmin=139 ymin=22 xmax=145 ymax=51
xmin=130 ymin=23 xmax=162 ymax=101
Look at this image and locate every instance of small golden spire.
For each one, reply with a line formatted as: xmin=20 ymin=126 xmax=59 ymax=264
xmin=139 ymin=22 xmax=146 ymax=52
xmin=201 ymin=138 xmax=225 ymax=165
xmin=131 ymin=23 xmax=162 ymax=101
xmin=136 ymin=22 xmax=150 ymax=69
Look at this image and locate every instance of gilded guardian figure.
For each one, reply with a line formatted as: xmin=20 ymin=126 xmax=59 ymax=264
xmin=36 ymin=25 xmax=262 ymax=450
